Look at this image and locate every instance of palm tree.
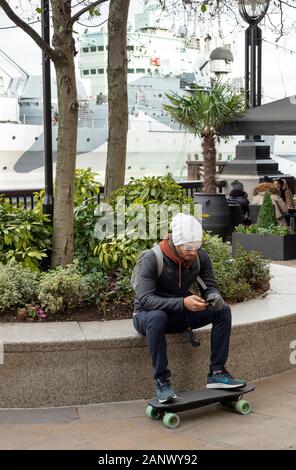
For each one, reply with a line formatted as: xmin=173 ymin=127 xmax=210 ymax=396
xmin=164 ymin=81 xmax=246 ymax=194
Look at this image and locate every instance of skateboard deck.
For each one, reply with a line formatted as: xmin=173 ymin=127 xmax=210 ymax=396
xmin=146 ymin=384 xmax=255 ymax=428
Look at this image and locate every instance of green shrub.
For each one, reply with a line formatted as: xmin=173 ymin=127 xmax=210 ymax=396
xmin=0 ymin=262 xmax=39 ymax=311
xmin=257 ymin=192 xmax=277 ymax=229
xmin=202 ymin=232 xmax=231 ymax=263
xmin=0 ymin=203 xmax=52 ymax=270
xmin=83 ymin=269 xmax=108 ymax=306
xmin=235 ymin=223 xmax=290 ymax=236
xmin=234 ymin=247 xmax=270 ymax=287
xmin=235 ymin=191 xmax=291 ymax=236
xmin=74 ymin=175 xmax=194 ymax=271
xmin=74 ymin=199 xmax=101 ymax=273
xmin=38 ymin=263 xmax=91 ymax=314
xmin=106 ymin=268 xmax=134 ymax=304
xmin=214 ymin=261 xmax=253 ymax=303
xmin=198 ymin=236 xmax=270 ymax=303
xmin=73 ymin=168 xmax=101 ymax=206
xmin=107 ymin=174 xmax=192 ymax=207
xmin=34 ymin=167 xmax=101 ymax=210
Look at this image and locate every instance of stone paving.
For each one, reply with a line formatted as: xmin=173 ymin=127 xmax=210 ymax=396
xmin=1 ymin=259 xmax=296 ymax=450
xmin=0 ymin=369 xmax=296 ymax=450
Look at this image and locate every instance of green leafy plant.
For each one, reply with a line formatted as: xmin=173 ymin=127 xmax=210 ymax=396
xmin=0 ymin=262 xmax=39 ymax=311
xmin=202 ymin=232 xmax=231 ymax=263
xmin=83 ymin=270 xmax=108 ymax=306
xmin=75 ymin=175 xmax=194 ymax=271
xmin=214 ymin=261 xmax=253 ymax=303
xmin=38 ymin=263 xmax=91 ymax=314
xmin=101 ymin=268 xmax=134 ymax=307
xmin=233 ymin=247 xmax=270 ymax=288
xmin=0 ymin=203 xmax=52 ymax=270
xmin=34 ymin=167 xmax=101 ymax=210
xmin=193 ymin=234 xmax=271 ymax=303
xmin=235 ymin=224 xmax=291 ymax=236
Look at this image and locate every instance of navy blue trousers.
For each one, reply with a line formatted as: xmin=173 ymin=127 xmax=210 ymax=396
xmin=133 ymin=305 xmax=232 ymax=380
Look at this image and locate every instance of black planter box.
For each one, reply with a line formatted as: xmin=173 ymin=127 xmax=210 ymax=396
xmin=232 ymin=232 xmax=296 ymax=261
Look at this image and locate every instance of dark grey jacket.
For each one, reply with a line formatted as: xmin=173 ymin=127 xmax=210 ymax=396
xmin=133 ymin=247 xmax=220 ymax=314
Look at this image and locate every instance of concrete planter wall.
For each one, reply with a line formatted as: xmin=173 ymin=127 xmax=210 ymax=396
xmin=232 ymin=232 xmax=296 ymax=261
xmin=0 ymin=313 xmax=295 ymax=408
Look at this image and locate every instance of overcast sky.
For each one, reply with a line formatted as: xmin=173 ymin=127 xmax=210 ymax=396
xmin=0 ymin=0 xmax=296 ymax=101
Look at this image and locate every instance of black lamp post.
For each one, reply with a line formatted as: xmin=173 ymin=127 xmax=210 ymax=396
xmin=239 ymin=0 xmax=270 ymax=112
xmin=41 ymin=0 xmax=54 ymax=269
xmin=41 ymin=0 xmax=54 ymax=220
xmin=222 ymin=0 xmax=282 ymax=182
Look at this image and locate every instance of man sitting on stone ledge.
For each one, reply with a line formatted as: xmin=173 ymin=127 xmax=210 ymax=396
xmin=132 ymin=213 xmax=246 ymax=403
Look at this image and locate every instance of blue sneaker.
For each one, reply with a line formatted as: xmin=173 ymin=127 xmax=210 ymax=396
xmin=207 ymin=370 xmax=246 ymax=390
xmin=156 ymin=377 xmax=178 ymax=403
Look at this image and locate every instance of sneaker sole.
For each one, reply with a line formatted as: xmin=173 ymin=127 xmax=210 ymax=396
xmin=206 ymin=383 xmax=246 ymax=389
xmin=158 ymin=394 xmax=178 ymax=403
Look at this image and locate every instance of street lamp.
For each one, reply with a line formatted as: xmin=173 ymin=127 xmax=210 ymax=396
xmin=238 ymin=0 xmax=270 ymax=25
xmin=238 ymin=0 xmax=270 ymax=114
xmin=222 ymin=0 xmax=280 ymax=181
xmin=41 ymin=0 xmax=54 ymax=221
xmin=41 ymin=0 xmax=54 ymax=269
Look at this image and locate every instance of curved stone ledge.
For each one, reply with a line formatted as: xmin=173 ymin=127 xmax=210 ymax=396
xmin=0 ymin=263 xmax=295 ymax=408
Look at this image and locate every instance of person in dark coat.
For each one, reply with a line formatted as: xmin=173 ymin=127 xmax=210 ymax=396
xmin=227 ymin=181 xmax=251 ymax=225
xmin=132 ymin=213 xmax=246 ymax=403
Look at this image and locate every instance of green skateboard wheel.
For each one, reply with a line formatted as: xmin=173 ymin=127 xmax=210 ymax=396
xmin=146 ymin=405 xmax=161 ymax=420
xmin=235 ymin=399 xmax=252 ymax=415
xmin=163 ymin=412 xmax=180 ymax=429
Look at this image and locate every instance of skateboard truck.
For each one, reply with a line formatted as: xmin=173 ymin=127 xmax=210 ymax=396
xmin=184 ymin=327 xmax=200 ymax=347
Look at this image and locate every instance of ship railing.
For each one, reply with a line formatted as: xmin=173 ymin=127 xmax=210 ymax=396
xmin=0 ymin=180 xmax=226 ymax=210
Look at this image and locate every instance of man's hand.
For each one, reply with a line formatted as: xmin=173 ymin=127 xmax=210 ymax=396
xmin=184 ymin=295 xmax=208 ymax=312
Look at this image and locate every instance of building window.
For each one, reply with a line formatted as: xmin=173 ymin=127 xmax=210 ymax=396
xmin=136 ymin=68 xmax=145 ymax=73
xmin=82 ymin=47 xmax=89 ymax=53
xmin=128 ymin=68 xmax=135 ymax=73
xmin=91 ymin=69 xmax=96 ymax=75
xmin=127 ymin=45 xmax=134 ymax=51
xmin=90 ymin=46 xmax=96 ymax=52
xmin=98 ymin=45 xmax=104 ymax=51
xmin=83 ymin=70 xmax=90 ymax=75
xmin=98 ymin=68 xmax=104 ymax=74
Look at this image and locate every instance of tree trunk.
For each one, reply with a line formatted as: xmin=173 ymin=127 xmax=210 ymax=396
xmin=105 ymin=0 xmax=130 ymax=199
xmin=51 ymin=1 xmax=78 ymax=265
xmin=202 ymin=133 xmax=217 ymax=194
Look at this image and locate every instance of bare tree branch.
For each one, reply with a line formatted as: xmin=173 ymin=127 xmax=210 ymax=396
xmin=279 ymin=0 xmax=296 ymax=9
xmin=71 ymin=0 xmax=108 ymax=24
xmin=0 ymin=0 xmax=59 ymax=61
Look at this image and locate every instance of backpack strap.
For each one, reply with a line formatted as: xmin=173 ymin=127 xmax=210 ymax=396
xmin=151 ymin=246 xmax=208 ymax=291
xmin=196 ymin=254 xmax=208 ymax=291
xmin=152 ymin=245 xmax=163 ymax=279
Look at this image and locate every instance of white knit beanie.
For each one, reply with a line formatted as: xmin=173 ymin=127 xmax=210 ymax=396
xmin=171 ymin=213 xmax=203 ymax=246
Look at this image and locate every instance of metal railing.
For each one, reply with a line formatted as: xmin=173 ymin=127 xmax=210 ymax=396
xmin=0 ymin=180 xmax=227 ymax=209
